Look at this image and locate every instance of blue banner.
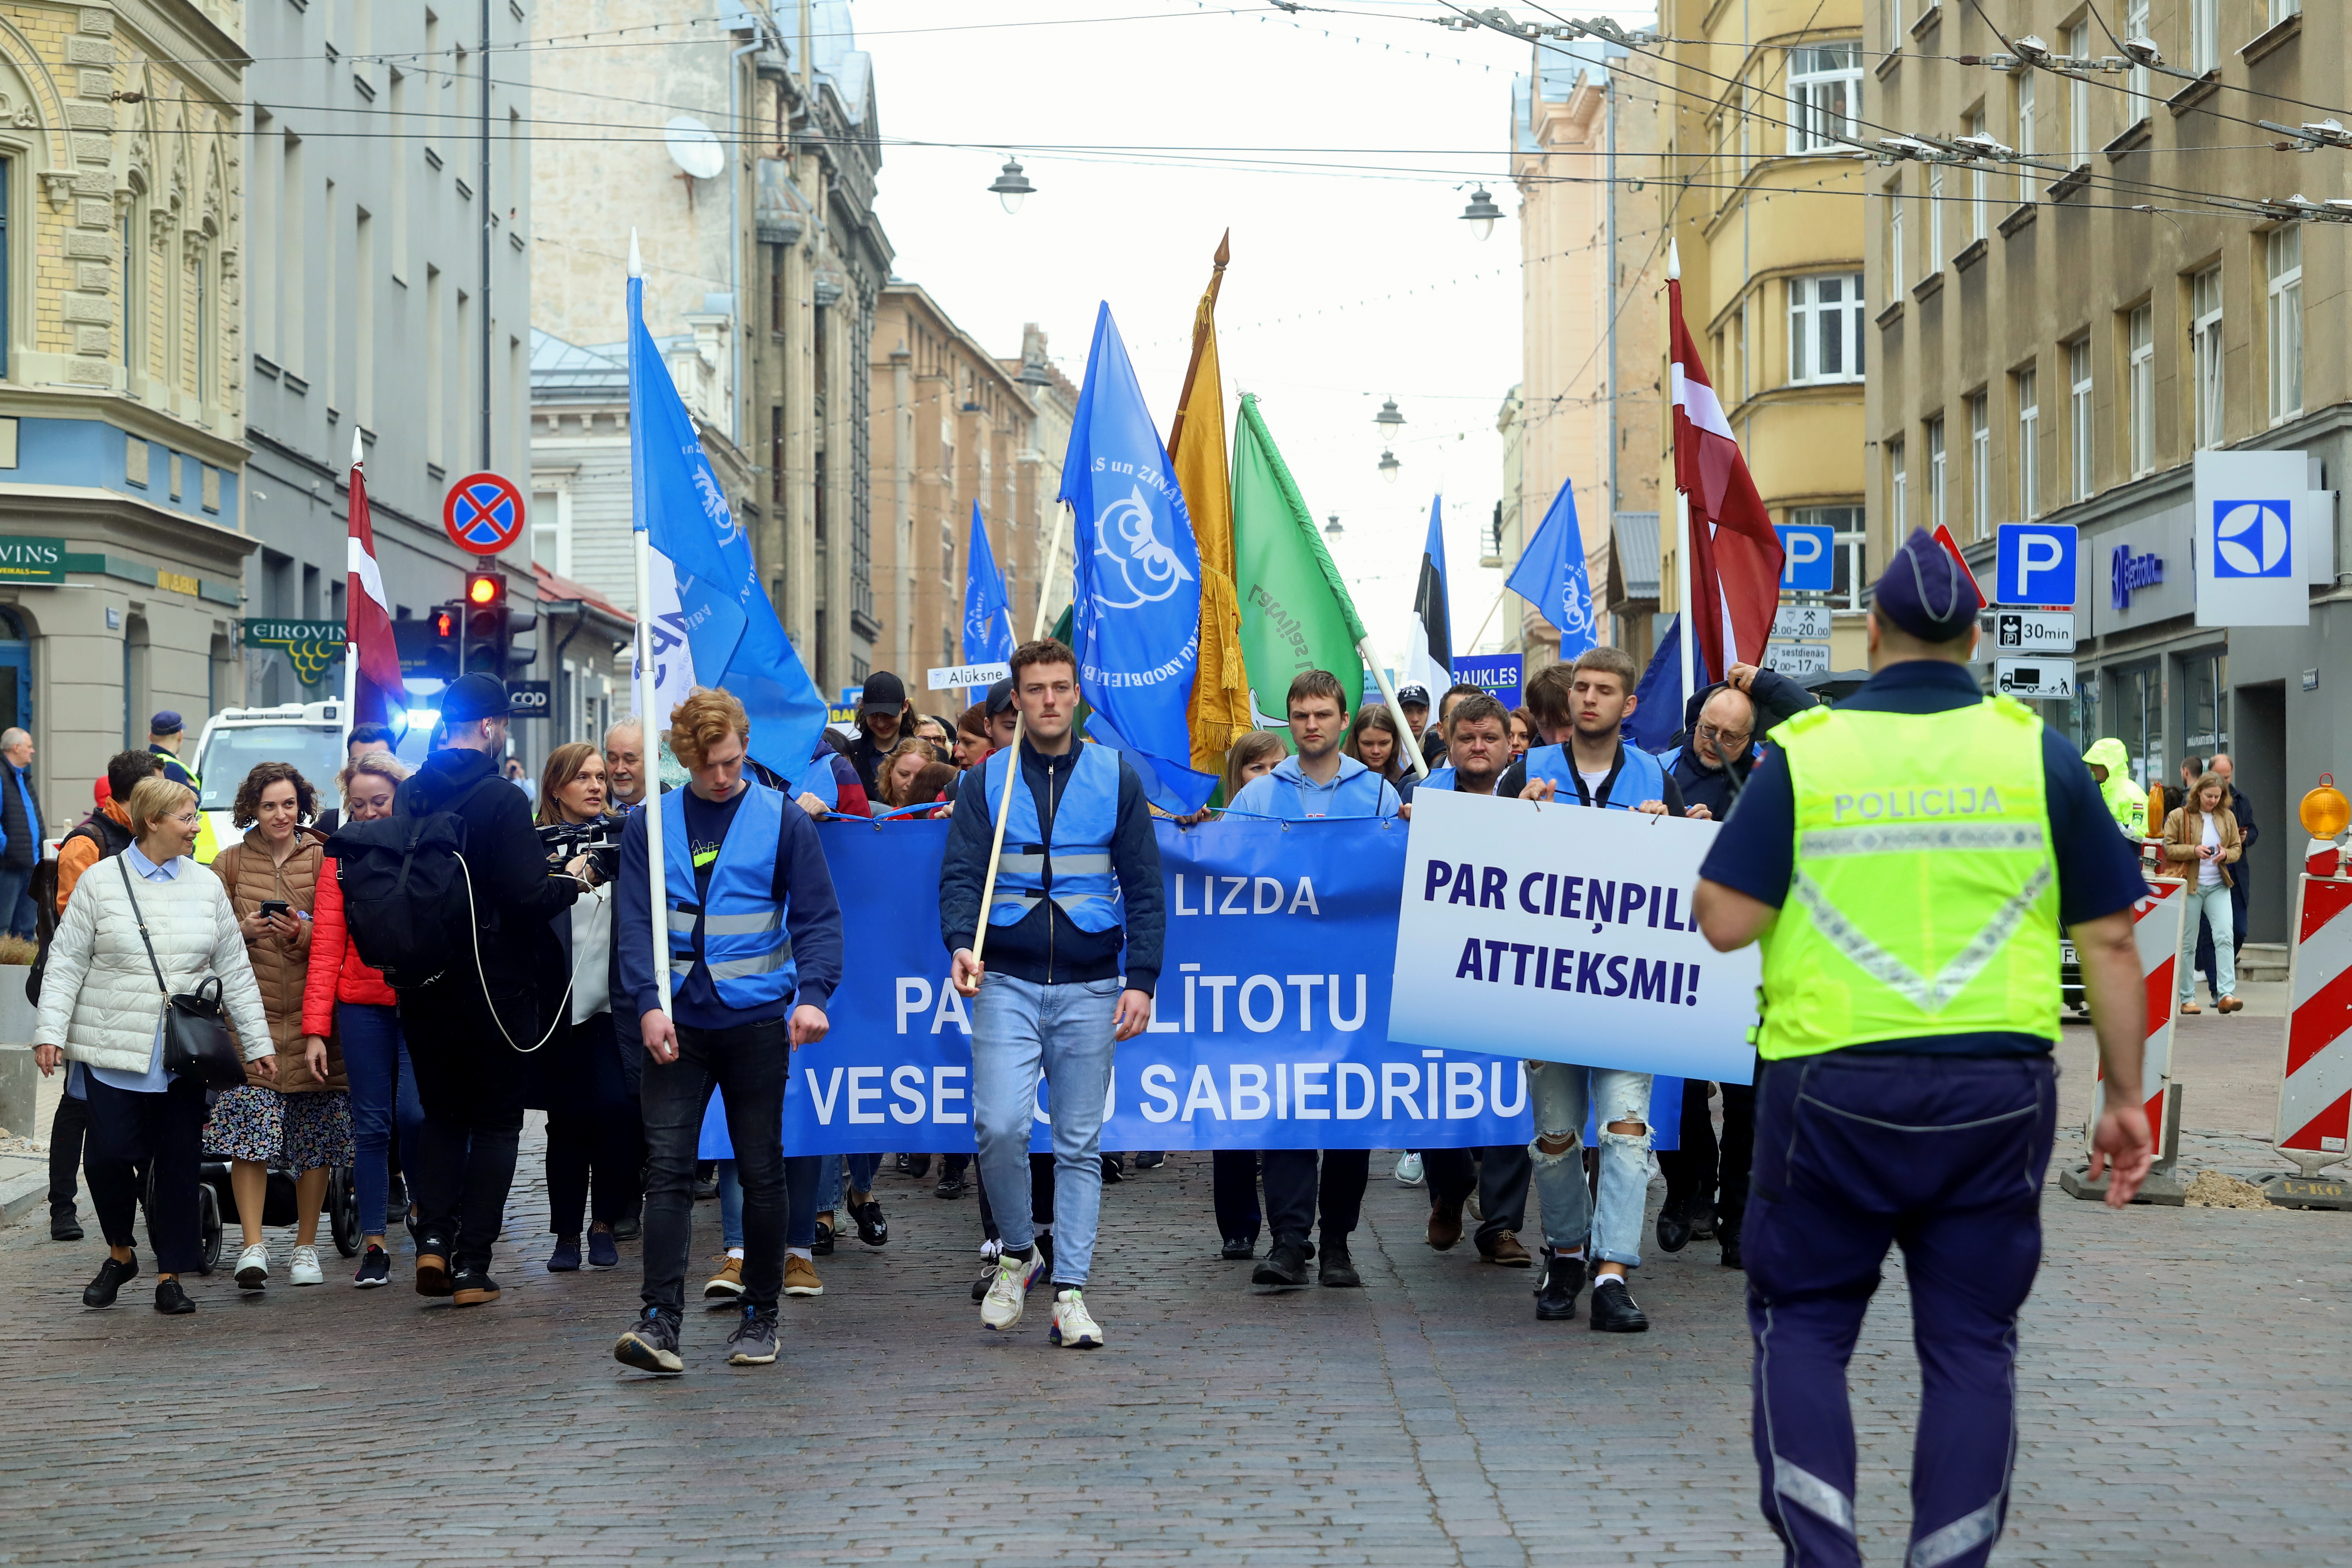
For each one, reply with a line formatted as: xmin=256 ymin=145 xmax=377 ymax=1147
xmin=1451 ymin=654 xmax=1524 ymax=710
xmin=735 ymin=816 xmax=1534 ymax=1155
xmin=962 ymin=501 xmax=1014 ymax=667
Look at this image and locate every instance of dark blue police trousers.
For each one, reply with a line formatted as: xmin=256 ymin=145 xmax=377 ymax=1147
xmin=1745 ymin=1050 xmax=2058 ymax=1568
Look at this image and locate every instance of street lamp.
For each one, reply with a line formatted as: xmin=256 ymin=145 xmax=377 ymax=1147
xmin=1459 ymin=186 xmax=1503 ymax=240
xmin=1016 ymin=358 xmax=1053 ymax=387
xmin=1324 ymin=514 xmax=1344 ymax=537
xmin=1378 ymin=450 xmax=1400 ymax=484
xmin=1374 ymin=397 xmax=1405 ymax=439
xmin=988 ymin=158 xmax=1034 ymax=215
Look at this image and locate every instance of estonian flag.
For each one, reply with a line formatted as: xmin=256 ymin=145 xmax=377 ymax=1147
xmin=1404 ymin=496 xmax=1452 ymax=701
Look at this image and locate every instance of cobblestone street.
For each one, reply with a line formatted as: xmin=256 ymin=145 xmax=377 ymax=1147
xmin=2 ymin=1013 xmax=2346 ymax=1565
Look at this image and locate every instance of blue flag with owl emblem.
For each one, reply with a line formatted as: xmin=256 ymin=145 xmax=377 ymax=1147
xmin=628 ymin=272 xmax=827 ymax=785
xmin=1504 ymin=476 xmax=1598 ymax=663
xmin=962 ymin=501 xmax=1014 ymax=669
xmin=1058 ymin=303 xmax=1219 ymax=814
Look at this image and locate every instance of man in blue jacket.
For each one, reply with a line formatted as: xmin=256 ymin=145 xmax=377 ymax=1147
xmin=1229 ymin=670 xmax=1400 ymax=1291
xmin=612 ymin=686 xmax=843 ymax=1375
xmin=940 ymin=638 xmax=1162 ymax=1348
xmin=0 ymin=726 xmax=44 ymax=939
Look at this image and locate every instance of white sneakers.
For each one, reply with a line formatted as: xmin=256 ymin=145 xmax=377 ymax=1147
xmin=235 ymin=1243 xmax=269 ymax=1291
xmin=979 ymin=1248 xmax=1046 ymax=1331
xmin=1393 ymin=1152 xmax=1425 ymax=1187
xmin=289 ymin=1246 xmax=325 ymax=1286
xmin=1050 ymin=1289 xmax=1104 ymax=1349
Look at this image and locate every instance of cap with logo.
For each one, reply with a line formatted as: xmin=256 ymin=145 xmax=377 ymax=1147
xmin=1872 ymin=527 xmax=1984 ymax=643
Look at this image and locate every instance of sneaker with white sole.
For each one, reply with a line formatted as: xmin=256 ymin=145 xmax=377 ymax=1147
xmin=979 ymin=1248 xmax=1045 ymax=1331
xmin=289 ymin=1245 xmax=325 ymax=1286
xmin=1393 ymin=1152 xmax=1424 ymax=1187
xmin=235 ymin=1243 xmax=269 ymax=1291
xmin=1049 ymin=1287 xmax=1104 ymax=1348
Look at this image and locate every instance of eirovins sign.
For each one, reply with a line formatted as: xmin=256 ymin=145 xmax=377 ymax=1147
xmin=0 ymin=537 xmax=65 ymax=585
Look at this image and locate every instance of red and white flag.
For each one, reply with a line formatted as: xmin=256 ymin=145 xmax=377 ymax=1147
xmin=345 ymin=431 xmax=404 ymax=727
xmin=1668 ymin=243 xmax=1783 ymax=682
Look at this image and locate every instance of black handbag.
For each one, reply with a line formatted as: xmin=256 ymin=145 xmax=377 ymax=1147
xmin=117 ymin=856 xmax=248 ymax=1089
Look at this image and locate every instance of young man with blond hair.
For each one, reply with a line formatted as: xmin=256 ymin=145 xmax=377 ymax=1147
xmin=614 ymin=686 xmax=843 ymax=1374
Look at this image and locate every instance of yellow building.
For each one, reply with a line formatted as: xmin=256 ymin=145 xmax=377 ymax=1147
xmin=1657 ymin=0 xmax=1869 ymax=673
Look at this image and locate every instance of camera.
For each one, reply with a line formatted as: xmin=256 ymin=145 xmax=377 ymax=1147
xmin=538 ymin=817 xmax=621 ymax=886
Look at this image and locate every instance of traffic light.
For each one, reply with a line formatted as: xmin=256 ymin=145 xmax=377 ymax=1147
xmin=394 ymin=605 xmax=461 ymax=680
xmin=459 ymin=570 xmax=536 ymax=676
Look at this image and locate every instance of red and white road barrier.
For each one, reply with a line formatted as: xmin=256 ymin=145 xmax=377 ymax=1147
xmin=2277 ymin=864 xmax=2352 ymax=1175
xmin=2082 ymin=876 xmax=2187 ymax=1157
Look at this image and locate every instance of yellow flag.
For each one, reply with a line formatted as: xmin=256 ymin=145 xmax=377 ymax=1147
xmin=1172 ymin=231 xmax=1252 ymax=774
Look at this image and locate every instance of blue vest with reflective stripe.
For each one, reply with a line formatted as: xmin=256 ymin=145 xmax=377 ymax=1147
xmin=1523 ymin=741 xmax=1666 ymax=811
xmin=1420 ymin=766 xmax=1456 ymax=793
xmin=985 ymin=743 xmax=1122 ymax=933
xmin=662 ymin=782 xmax=797 ymax=1008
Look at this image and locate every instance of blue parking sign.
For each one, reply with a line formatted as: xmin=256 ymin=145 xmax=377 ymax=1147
xmin=1774 ymin=524 xmax=1834 ymax=592
xmin=1995 ymin=524 xmax=2076 ymax=606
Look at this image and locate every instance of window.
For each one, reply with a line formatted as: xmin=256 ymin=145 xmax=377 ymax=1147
xmin=2126 ymin=0 xmax=2152 ymax=119
xmin=1886 ymin=183 xmax=1905 ymax=297
xmin=1885 ymin=0 xmax=1903 ymax=46
xmin=2068 ymin=338 xmax=2093 ymax=502
xmin=1888 ymin=438 xmax=1907 ymax=539
xmin=2183 ymin=648 xmax=2228 ymax=759
xmin=1927 ymin=164 xmax=1944 ymax=273
xmin=2191 ymin=263 xmax=2223 ymax=450
xmin=2190 ymin=0 xmax=2218 ymax=73
xmin=2016 ymin=73 xmax=2036 ymax=204
xmin=1926 ymin=415 xmax=1946 ymax=533
xmin=2016 ymin=367 xmax=2040 ymax=520
xmin=1795 ymin=505 xmax=1867 ymax=610
xmin=2128 ymin=303 xmax=2155 ymax=476
xmin=530 ymin=488 xmax=570 ymax=574
xmin=1788 ymin=42 xmax=1861 ymax=153
xmin=2268 ymin=225 xmax=2302 ymax=424
xmin=1968 ymin=393 xmax=1991 ymax=539
xmin=1967 ymin=112 xmax=1989 ymax=241
xmin=2272 ymin=0 xmax=2300 ymax=24
xmin=1735 ymin=305 xmax=1749 ymax=404
xmin=1790 ymin=273 xmax=1865 ymax=383
xmin=424 ymin=265 xmax=444 ymax=465
xmin=2067 ymin=24 xmax=2091 ymax=167
xmin=119 ymin=201 xmax=137 ymax=370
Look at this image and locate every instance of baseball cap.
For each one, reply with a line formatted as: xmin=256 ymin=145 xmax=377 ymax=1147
xmin=1396 ymin=684 xmax=1431 ymax=708
xmin=149 ymin=709 xmax=185 ymax=735
xmin=440 ymin=673 xmax=513 ymax=724
xmin=983 ymin=677 xmax=1016 ymax=718
xmin=860 ymin=671 xmax=908 ymax=712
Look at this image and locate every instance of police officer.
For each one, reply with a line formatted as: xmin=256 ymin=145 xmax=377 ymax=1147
xmin=146 ymin=710 xmax=219 ymax=862
xmin=1694 ymin=528 xmax=2155 ymax=1568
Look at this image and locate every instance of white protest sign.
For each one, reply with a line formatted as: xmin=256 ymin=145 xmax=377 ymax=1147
xmin=1389 ymin=790 xmax=1761 ymax=1083
xmin=928 ymin=662 xmax=1010 ymax=691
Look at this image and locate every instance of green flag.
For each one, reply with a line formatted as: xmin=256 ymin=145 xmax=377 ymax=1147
xmin=1230 ymin=394 xmax=1369 ymax=733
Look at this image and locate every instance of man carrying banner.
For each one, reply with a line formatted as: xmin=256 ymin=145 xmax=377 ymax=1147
xmin=1495 ymin=648 xmax=1685 ymax=1331
xmin=1694 ymin=528 xmax=2153 ymax=1568
xmin=1228 ymin=670 xmax=1400 ymax=1290
xmin=612 ymin=687 xmax=843 ymax=1374
xmin=942 ymin=639 xmax=1163 ymax=1347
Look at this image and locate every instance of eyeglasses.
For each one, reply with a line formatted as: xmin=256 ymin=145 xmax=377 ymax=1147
xmin=1695 ymin=723 xmax=1753 ymax=752
xmin=169 ymin=811 xmax=201 ymax=827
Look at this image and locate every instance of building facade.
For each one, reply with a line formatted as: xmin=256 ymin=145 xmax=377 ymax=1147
xmin=0 ymin=0 xmax=250 ymax=811
xmin=243 ymin=0 xmax=537 ymax=748
xmin=1868 ymin=0 xmax=2345 ymax=942
xmin=530 ymin=0 xmax=891 ymax=699
xmin=1511 ymin=41 xmax=1663 ymax=671
xmin=1657 ymin=0 xmax=1870 ymax=671
xmin=996 ymin=322 xmax=1078 ymax=642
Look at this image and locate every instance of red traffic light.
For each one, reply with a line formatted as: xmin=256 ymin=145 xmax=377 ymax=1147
xmin=466 ymin=571 xmax=504 ymax=607
xmin=432 ymin=609 xmax=456 ymax=638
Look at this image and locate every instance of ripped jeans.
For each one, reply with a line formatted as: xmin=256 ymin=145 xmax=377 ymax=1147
xmin=1525 ymin=1060 xmax=1654 ymax=1269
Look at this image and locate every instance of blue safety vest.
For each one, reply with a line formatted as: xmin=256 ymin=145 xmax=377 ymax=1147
xmin=1420 ymin=765 xmax=1456 ymax=793
xmin=985 ymin=743 xmax=1122 ymax=933
xmin=1523 ymin=741 xmax=1666 ymax=812
xmin=661 ymin=782 xmax=797 ymax=1008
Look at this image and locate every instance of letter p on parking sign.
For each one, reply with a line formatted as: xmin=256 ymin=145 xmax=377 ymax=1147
xmin=1773 ymin=524 xmax=1834 ymax=592
xmin=1995 ymin=523 xmax=2076 ymax=607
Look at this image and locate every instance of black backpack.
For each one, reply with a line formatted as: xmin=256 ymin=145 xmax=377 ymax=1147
xmin=325 ymin=777 xmax=505 ymax=989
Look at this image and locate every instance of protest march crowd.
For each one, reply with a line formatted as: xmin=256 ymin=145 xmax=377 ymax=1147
xmin=25 ymin=529 xmax=2182 ymax=1568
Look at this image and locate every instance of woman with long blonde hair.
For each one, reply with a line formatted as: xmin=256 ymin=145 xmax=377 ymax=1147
xmin=2162 ymin=773 xmax=2243 ymax=1015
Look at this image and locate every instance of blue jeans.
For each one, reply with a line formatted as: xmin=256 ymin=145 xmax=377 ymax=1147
xmin=971 ymin=973 xmax=1120 ymax=1286
xmin=718 ymin=1154 xmax=823 ymax=1251
xmin=1526 ymin=1060 xmax=1654 ymax=1268
xmin=2179 ymin=881 xmax=2236 ymax=1000
xmin=817 ymin=1151 xmax=883 ymax=1212
xmin=0 ymin=864 xmax=33 ymax=940
xmin=340 ymin=1001 xmax=423 ymax=1239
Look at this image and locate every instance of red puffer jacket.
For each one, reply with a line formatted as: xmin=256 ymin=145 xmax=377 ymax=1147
xmin=301 ymin=856 xmax=397 ymax=1035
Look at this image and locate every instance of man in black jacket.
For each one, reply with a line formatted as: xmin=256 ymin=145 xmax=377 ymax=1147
xmin=393 ymin=674 xmax=581 ymax=1306
xmin=0 ymin=726 xmax=46 ymax=939
xmin=1665 ymin=663 xmax=1817 ymax=822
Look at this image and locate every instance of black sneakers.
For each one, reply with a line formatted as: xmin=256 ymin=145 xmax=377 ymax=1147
xmin=726 ymin=1306 xmax=780 ymax=1366
xmin=1588 ymin=1275 xmax=1649 ymax=1333
xmin=933 ymin=1170 xmax=965 ymax=1199
xmin=1220 ymin=1235 xmax=1256 ymax=1261
xmin=1253 ymin=1236 xmax=1311 ymax=1289
xmin=1318 ymin=1243 xmax=1362 ymax=1288
xmin=616 ymin=1307 xmax=684 ymax=1374
xmin=153 ymin=1279 xmax=195 ymax=1315
xmin=449 ymin=1267 xmax=502 ymax=1307
xmin=50 ymin=1205 xmax=83 ymax=1242
xmin=83 ymin=1254 xmax=138 ymax=1308
xmin=1534 ymin=1249 xmax=1580 ymax=1321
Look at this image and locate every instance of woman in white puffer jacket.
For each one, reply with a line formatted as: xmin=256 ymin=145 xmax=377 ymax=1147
xmin=32 ymin=775 xmax=273 ymax=1316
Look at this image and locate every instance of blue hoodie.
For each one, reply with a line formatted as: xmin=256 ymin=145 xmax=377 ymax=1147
xmin=1228 ymin=753 xmax=1402 ymax=821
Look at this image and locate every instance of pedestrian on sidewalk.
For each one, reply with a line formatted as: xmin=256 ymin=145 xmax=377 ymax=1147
xmin=1695 ymin=527 xmax=2155 ymax=1568
xmin=613 ymin=686 xmax=842 ymax=1374
xmin=943 ymin=638 xmax=1163 ymax=1347
xmin=34 ymin=775 xmax=274 ymax=1316
xmin=2165 ymin=773 xmax=2243 ymax=1015
xmin=0 ymin=725 xmax=49 ymax=939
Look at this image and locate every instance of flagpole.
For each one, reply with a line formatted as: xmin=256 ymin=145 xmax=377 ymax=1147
xmin=1676 ymin=489 xmax=1695 ymax=709
xmin=628 ymin=230 xmax=672 ymax=1015
xmin=971 ymin=500 xmax=1070 ymax=967
xmin=342 ymin=427 xmax=361 ymax=743
xmin=1463 ymin=581 xmax=1511 ymax=656
xmin=1361 ymin=645 xmax=1428 ymax=781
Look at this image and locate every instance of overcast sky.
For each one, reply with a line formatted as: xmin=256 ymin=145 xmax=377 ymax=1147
xmin=855 ymin=0 xmax=1648 ymax=669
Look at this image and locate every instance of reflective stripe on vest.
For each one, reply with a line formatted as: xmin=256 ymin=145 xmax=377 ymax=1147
xmin=985 ymin=743 xmax=1122 ymax=932
xmin=1522 ymin=741 xmax=1666 ymax=810
xmin=1756 ymin=695 xmax=2062 ymax=1060
xmin=660 ymin=782 xmax=798 ymax=1006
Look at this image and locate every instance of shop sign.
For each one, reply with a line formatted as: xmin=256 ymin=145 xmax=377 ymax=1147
xmin=243 ymin=619 xmax=347 ymax=684
xmin=0 ymin=536 xmax=65 ymax=585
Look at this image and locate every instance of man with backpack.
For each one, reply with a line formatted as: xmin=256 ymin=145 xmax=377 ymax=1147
xmin=386 ymin=673 xmax=582 ymax=1307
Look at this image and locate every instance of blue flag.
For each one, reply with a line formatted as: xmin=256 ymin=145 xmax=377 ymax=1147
xmin=961 ymin=501 xmax=1013 ymax=667
xmin=1059 ymin=303 xmax=1218 ymax=814
xmin=628 ymin=273 xmax=826 ymax=785
xmin=1627 ymin=613 xmax=1704 ymax=754
xmin=1504 ymin=478 xmax=1598 ymax=662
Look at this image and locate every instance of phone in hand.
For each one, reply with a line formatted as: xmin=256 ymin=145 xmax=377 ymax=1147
xmin=258 ymin=899 xmax=292 ymax=918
